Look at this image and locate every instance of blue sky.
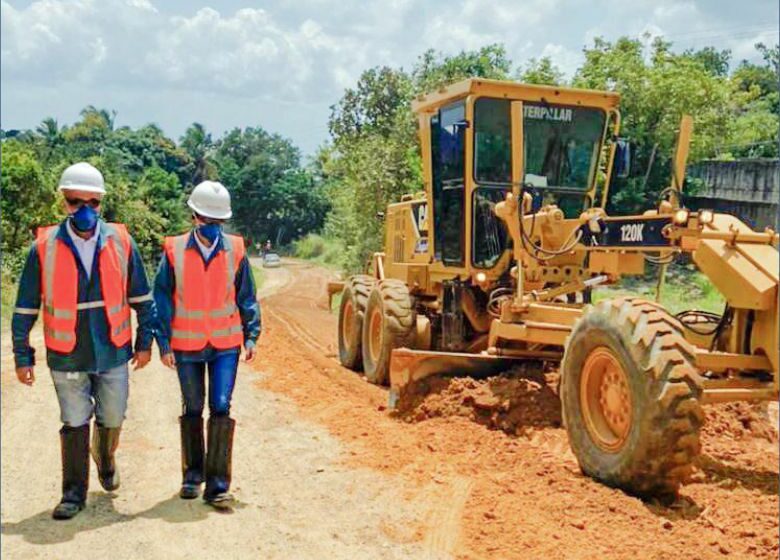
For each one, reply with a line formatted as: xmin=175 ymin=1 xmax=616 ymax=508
xmin=2 ymin=0 xmax=777 ymax=157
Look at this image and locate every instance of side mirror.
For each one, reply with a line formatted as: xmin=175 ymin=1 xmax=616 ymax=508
xmin=614 ymin=139 xmax=631 ymax=179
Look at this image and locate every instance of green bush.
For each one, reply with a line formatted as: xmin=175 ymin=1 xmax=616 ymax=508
xmin=1 ymin=267 xmax=19 ymax=321
xmin=293 ymin=233 xmax=327 ymax=259
xmin=292 ymin=234 xmax=343 ymax=268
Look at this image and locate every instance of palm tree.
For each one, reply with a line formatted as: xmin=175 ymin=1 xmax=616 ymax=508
xmin=80 ymin=106 xmax=117 ymax=131
xmin=36 ymin=117 xmax=60 ymax=144
xmin=180 ymin=123 xmax=216 ymax=185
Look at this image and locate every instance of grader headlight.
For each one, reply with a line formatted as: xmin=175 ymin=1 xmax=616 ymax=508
xmin=673 ymin=209 xmax=690 ymax=226
xmin=698 ymin=210 xmax=714 ymax=225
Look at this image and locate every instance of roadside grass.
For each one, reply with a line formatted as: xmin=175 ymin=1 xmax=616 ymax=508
xmin=1 ymin=271 xmax=17 ymax=323
xmin=292 ymin=234 xmax=344 ymax=270
xmin=329 ymin=292 xmax=343 ymax=315
xmin=592 ymin=264 xmax=725 ymax=315
xmin=251 ymin=264 xmax=266 ymax=291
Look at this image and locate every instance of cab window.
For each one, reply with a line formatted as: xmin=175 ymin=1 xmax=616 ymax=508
xmin=431 ymin=101 xmax=466 ymax=266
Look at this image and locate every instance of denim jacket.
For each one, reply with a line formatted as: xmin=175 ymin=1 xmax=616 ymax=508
xmin=12 ymin=219 xmax=157 ymax=372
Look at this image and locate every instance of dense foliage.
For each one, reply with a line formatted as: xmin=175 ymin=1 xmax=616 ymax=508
xmin=1 ymin=110 xmax=327 ymax=278
xmin=320 ymin=39 xmax=778 ymax=272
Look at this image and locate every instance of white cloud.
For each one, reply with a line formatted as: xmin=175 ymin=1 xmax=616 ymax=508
xmin=538 ymin=43 xmax=583 ymax=78
xmin=653 ymin=1 xmax=697 ymax=20
xmin=1 ymin=0 xmax=368 ymax=101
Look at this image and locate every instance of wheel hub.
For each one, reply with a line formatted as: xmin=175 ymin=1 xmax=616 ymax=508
xmin=368 ymin=307 xmax=383 ymax=362
xmin=342 ymin=300 xmax=354 ymax=344
xmin=580 ymin=347 xmax=633 ymax=452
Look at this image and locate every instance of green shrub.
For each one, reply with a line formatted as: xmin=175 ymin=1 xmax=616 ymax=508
xmin=292 ymin=233 xmax=344 ymax=268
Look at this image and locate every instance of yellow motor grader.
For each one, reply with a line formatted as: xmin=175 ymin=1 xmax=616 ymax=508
xmin=330 ymin=78 xmax=779 ymax=497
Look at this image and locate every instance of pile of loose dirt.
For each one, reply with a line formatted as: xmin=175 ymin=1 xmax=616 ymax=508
xmin=396 ymin=367 xmax=562 ymax=436
xmin=703 ymin=402 xmax=778 ymax=442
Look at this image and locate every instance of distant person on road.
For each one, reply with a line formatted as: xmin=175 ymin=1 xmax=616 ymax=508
xmin=154 ymin=180 xmax=260 ymax=509
xmin=263 ymin=240 xmax=272 ymax=257
xmin=12 ymin=162 xmax=156 ymax=520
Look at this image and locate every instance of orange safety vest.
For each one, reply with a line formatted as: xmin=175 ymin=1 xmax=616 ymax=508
xmin=36 ymin=223 xmax=134 ymax=353
xmin=164 ymin=232 xmax=245 ymax=352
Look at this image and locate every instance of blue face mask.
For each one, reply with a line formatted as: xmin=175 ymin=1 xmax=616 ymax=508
xmin=197 ymin=223 xmax=222 ymax=244
xmin=70 ymin=204 xmax=99 ymax=233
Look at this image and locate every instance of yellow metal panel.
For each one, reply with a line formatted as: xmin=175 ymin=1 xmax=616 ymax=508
xmin=670 ymin=115 xmax=693 ymax=207
xmin=693 ymin=239 xmax=777 ymax=310
xmin=694 ymin=351 xmax=773 ymax=372
xmin=418 ymin=114 xmax=434 ymax=263
xmin=464 ymin=96 xmax=475 ymax=274
xmin=412 ymin=78 xmax=620 ymax=114
xmin=488 ymin=319 xmax=570 ymax=347
xmin=510 ymin=101 xmax=524 ymax=197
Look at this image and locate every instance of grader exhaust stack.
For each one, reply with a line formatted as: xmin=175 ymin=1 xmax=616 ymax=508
xmin=333 ymin=78 xmax=779 ymax=497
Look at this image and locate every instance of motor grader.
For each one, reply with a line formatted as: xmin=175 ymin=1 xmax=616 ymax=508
xmin=330 ymin=78 xmax=779 ymax=497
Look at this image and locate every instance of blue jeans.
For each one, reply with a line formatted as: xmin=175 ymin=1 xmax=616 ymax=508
xmin=50 ymin=364 xmax=129 ymax=428
xmin=176 ymin=353 xmax=239 ymax=417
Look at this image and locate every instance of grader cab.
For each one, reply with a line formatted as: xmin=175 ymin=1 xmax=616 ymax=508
xmin=331 ymin=78 xmax=779 ymax=497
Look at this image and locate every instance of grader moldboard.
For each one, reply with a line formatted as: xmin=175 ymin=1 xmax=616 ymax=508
xmin=329 ymin=79 xmax=779 ymax=497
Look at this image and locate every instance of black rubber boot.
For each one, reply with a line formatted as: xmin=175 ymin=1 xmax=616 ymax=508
xmin=179 ymin=415 xmax=204 ymax=499
xmin=204 ymin=415 xmax=235 ymax=508
xmin=52 ymin=424 xmax=90 ymax=520
xmin=91 ymin=423 xmax=121 ymax=491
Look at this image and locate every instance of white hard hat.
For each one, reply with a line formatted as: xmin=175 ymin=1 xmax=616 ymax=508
xmin=187 ymin=180 xmax=232 ymax=220
xmin=58 ymin=162 xmax=106 ymax=194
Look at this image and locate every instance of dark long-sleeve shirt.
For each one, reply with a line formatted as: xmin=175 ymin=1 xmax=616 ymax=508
xmin=153 ymin=230 xmax=261 ymax=363
xmin=12 ymin=219 xmax=157 ymax=372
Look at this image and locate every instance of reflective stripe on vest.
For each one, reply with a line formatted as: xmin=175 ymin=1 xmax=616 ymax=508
xmin=37 ymin=223 xmax=133 ymax=353
xmin=166 ymin=232 xmax=245 ymax=351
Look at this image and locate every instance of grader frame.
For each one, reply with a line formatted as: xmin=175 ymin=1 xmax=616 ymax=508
xmin=332 ymin=78 xmax=779 ymax=496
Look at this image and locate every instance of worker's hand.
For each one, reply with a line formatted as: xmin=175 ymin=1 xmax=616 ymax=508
xmin=161 ymin=352 xmax=177 ymax=370
xmin=16 ymin=366 xmax=35 ymax=386
xmin=244 ymin=344 xmax=257 ymax=363
xmin=131 ymin=350 xmax=152 ymax=371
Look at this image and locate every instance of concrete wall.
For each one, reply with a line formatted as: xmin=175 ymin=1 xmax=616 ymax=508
xmin=687 ymin=159 xmax=779 ymax=229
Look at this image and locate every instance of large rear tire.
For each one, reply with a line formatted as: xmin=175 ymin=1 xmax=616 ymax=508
xmin=560 ymin=297 xmax=704 ymax=497
xmin=338 ymin=275 xmax=374 ymax=371
xmin=361 ymin=279 xmax=416 ymax=385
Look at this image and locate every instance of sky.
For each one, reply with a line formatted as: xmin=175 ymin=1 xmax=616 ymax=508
xmin=1 ymin=0 xmax=778 ymax=157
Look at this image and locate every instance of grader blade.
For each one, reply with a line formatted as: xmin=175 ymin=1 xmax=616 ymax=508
xmin=387 ymin=348 xmax=518 ymax=409
xmin=326 ymin=281 xmax=345 ymax=309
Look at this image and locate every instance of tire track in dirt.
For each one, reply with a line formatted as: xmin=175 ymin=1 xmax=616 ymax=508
xmin=422 ymin=476 xmax=474 ymax=559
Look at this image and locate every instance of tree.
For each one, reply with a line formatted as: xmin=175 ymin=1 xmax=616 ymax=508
xmin=329 ymin=67 xmax=412 ymax=143
xmin=108 ymin=124 xmax=190 ymax=180
xmin=213 ymin=127 xmax=315 ymax=245
xmin=683 ymin=46 xmax=731 ymax=77
xmin=137 ymin=166 xmax=189 ymax=235
xmin=412 ymin=44 xmax=512 ymax=93
xmin=180 ymin=123 xmax=216 ymax=186
xmin=0 ymin=141 xmax=57 ymax=272
xmin=574 ymin=36 xmax=733 ymax=213
xmin=36 ymin=117 xmax=61 ymax=147
xmin=517 ymin=56 xmax=565 ymax=85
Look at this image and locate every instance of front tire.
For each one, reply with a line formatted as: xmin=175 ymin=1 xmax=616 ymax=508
xmin=361 ymin=279 xmax=416 ymax=385
xmin=338 ymin=275 xmax=374 ymax=371
xmin=560 ymin=297 xmax=704 ymax=497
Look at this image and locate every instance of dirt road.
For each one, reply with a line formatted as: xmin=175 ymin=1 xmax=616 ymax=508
xmin=0 ymin=261 xmax=433 ymax=559
xmin=2 ymin=259 xmax=778 ymax=559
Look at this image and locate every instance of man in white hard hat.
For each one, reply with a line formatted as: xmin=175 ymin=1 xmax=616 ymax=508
xmin=12 ymin=162 xmax=157 ymax=520
xmin=154 ymin=180 xmax=260 ymax=509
